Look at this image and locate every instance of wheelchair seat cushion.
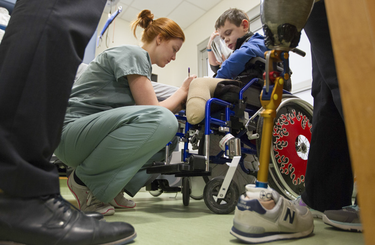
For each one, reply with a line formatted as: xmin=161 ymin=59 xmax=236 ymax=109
xmin=211 ymin=80 xmax=243 ymax=113
xmin=213 ymin=80 xmax=242 ymax=103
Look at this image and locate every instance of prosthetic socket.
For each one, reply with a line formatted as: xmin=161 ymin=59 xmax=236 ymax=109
xmin=260 ymin=0 xmax=315 ymax=50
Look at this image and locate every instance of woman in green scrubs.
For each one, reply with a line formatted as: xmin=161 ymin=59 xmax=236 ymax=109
xmin=55 ymin=9 xmax=196 ymax=215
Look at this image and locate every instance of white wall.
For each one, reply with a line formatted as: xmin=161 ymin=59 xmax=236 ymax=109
xmin=95 ymin=14 xmax=139 ymax=54
xmin=288 ymin=30 xmax=313 ymax=105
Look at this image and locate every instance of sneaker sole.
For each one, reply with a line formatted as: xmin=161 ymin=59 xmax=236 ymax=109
xmin=230 ymin=226 xmax=314 ymax=243
xmin=110 ymin=200 xmax=136 ymax=209
xmin=100 ymin=207 xmax=115 ymax=216
xmin=310 ymin=209 xmax=324 ymax=219
xmin=322 ymin=215 xmax=362 ymax=232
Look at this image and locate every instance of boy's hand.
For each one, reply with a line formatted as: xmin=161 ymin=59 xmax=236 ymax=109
xmin=207 ymin=31 xmax=220 ymax=49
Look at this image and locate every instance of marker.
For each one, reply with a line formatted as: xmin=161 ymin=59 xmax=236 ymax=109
xmin=188 ymin=67 xmax=190 ymax=77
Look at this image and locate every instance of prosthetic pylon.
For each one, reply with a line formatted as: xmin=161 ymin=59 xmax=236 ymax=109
xmin=256 ymin=50 xmax=291 ymax=188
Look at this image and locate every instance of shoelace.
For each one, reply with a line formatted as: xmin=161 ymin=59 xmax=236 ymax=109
xmin=86 ymin=191 xmax=105 ymax=207
xmin=41 ymin=194 xmax=81 ymax=213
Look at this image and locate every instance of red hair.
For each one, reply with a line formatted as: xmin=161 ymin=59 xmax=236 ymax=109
xmin=131 ymin=10 xmax=185 ymax=43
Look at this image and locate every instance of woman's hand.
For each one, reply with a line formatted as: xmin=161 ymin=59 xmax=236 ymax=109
xmin=157 ymin=74 xmax=197 ymax=113
xmin=175 ymin=74 xmax=197 ymax=110
xmin=181 ymin=74 xmax=197 ymax=93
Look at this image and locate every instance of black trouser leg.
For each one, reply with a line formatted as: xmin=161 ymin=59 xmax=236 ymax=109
xmin=301 ymin=0 xmax=353 ymax=211
xmin=0 ymin=0 xmax=106 ymax=197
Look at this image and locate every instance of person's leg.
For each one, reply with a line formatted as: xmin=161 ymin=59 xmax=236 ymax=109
xmin=55 ymin=105 xmax=178 ymax=202
xmin=0 ymin=0 xmax=106 ymax=197
xmin=0 ymin=1 xmax=137 ymax=244
xmin=301 ymin=0 xmax=353 ymax=212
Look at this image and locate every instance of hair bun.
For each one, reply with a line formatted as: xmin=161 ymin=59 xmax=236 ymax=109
xmin=137 ymin=9 xmax=154 ymax=29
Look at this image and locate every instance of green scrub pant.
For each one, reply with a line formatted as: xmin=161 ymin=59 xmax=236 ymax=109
xmin=55 ymin=105 xmax=178 ymax=202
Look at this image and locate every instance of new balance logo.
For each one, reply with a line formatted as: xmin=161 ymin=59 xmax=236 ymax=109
xmin=283 ymin=208 xmax=295 ymax=224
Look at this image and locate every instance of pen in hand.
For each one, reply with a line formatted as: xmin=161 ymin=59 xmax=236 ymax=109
xmin=188 ymin=67 xmax=190 ymax=78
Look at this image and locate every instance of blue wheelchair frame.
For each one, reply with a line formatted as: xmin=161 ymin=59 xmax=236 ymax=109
xmin=146 ymin=54 xmax=312 ymax=214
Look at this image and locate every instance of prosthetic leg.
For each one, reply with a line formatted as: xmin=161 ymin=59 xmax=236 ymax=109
xmin=256 ymin=0 xmax=315 ymax=188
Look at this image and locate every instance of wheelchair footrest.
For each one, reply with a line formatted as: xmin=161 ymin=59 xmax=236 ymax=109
xmin=175 ymin=171 xmax=211 ymax=177
xmin=147 ymin=163 xmax=191 ymax=174
xmin=146 ymin=155 xmax=210 ymax=177
xmin=146 ymin=179 xmax=181 ymax=192
xmin=146 ymin=164 xmax=210 ymax=177
xmin=146 ymin=164 xmax=211 ymax=176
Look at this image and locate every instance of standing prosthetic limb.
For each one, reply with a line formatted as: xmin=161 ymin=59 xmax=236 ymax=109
xmin=256 ymin=0 xmax=315 ymax=188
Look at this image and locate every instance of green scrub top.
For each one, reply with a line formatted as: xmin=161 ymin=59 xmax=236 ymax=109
xmin=64 ymin=45 xmax=152 ymax=125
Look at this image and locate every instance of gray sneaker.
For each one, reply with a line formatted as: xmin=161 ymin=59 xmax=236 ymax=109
xmin=67 ymin=171 xmax=115 ymax=216
xmin=109 ymin=192 xmax=136 ymax=209
xmin=231 ymin=185 xmax=314 ymax=243
xmin=323 ymin=205 xmax=362 ymax=232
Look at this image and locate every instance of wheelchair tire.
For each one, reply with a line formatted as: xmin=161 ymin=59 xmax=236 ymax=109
xmin=190 ymin=195 xmax=203 ymax=200
xmin=256 ymin=96 xmax=313 ymax=200
xmin=182 ymin=177 xmax=191 ymax=206
xmin=203 ymin=177 xmax=239 ymax=214
xmin=149 ymin=189 xmax=163 ymax=197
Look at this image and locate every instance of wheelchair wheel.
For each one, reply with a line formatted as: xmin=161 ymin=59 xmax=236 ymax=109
xmin=149 ymin=189 xmax=163 ymax=197
xmin=203 ymin=177 xmax=239 ymax=214
xmin=182 ymin=177 xmax=191 ymax=206
xmin=256 ymin=96 xmax=313 ymax=200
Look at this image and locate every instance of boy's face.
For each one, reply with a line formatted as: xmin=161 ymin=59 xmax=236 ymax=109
xmin=217 ymin=19 xmax=249 ymax=50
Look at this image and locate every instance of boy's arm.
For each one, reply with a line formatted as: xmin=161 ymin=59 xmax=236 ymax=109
xmin=215 ymin=35 xmax=268 ymax=79
xmin=210 ymin=64 xmax=220 ymax=74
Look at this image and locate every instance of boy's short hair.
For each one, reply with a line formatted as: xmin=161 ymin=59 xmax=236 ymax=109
xmin=215 ymin=8 xmax=250 ymax=30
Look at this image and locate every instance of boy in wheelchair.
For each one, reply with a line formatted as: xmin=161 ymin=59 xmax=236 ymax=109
xmin=150 ymin=8 xmax=312 ymax=209
xmin=202 ymin=7 xmax=314 ymax=244
xmin=207 ymin=8 xmax=291 ymax=90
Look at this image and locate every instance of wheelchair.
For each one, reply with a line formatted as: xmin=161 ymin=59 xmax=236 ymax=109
xmin=146 ymin=56 xmax=313 ymax=214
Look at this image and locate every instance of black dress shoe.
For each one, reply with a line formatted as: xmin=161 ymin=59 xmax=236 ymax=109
xmin=0 ymin=193 xmax=136 ymax=245
xmin=84 ymin=211 xmax=104 ymax=220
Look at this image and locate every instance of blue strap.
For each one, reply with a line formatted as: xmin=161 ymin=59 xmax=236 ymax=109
xmin=96 ymin=6 xmax=122 ymax=47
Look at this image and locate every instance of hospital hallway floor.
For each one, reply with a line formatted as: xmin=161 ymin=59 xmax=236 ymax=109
xmin=60 ymin=178 xmax=364 ymax=245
